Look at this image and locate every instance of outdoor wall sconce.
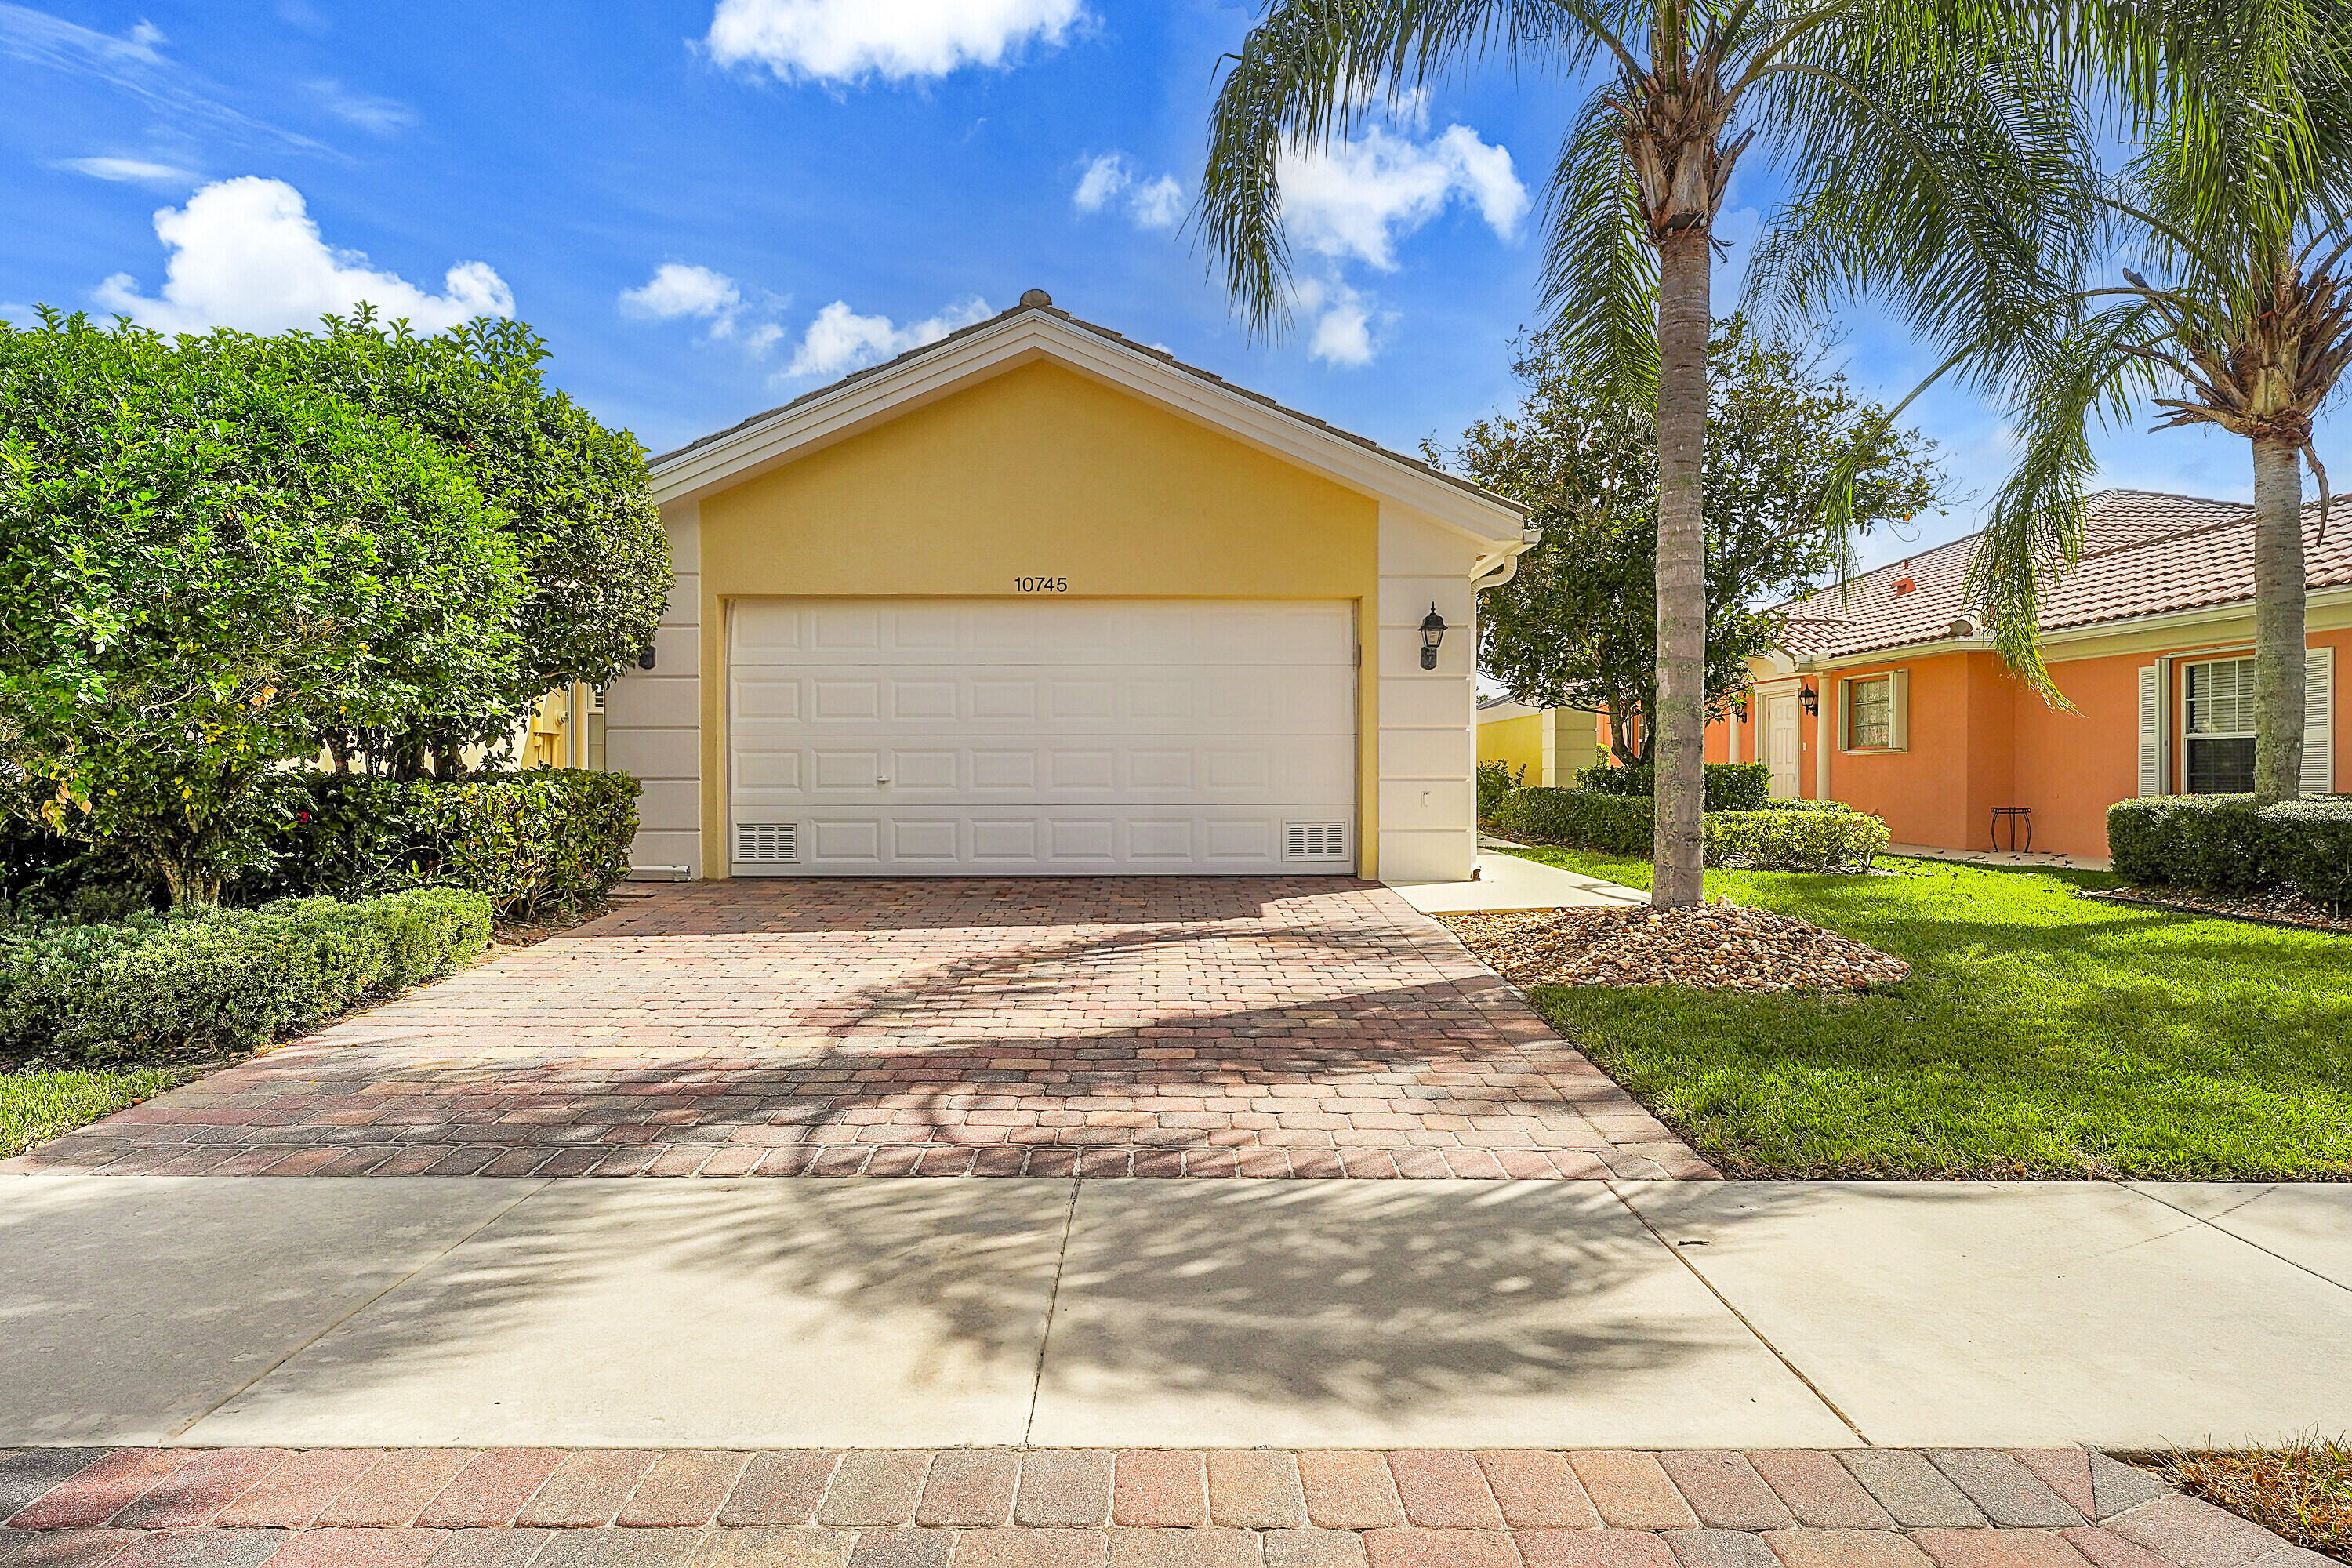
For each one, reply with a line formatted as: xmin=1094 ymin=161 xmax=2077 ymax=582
xmin=1798 ymin=682 xmax=1820 ymax=716
xmin=1733 ymin=696 xmax=1750 ymax=723
xmin=637 ymin=643 xmax=658 ymax=670
xmin=1419 ymin=606 xmax=1449 ymax=670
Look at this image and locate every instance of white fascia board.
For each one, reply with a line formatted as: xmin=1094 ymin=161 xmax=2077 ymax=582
xmin=648 ymin=313 xmax=1528 ymax=550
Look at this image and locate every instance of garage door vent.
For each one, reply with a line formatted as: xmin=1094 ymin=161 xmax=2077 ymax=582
xmin=1284 ymin=821 xmax=1350 ymax=863
xmin=734 ymin=822 xmax=800 ymax=864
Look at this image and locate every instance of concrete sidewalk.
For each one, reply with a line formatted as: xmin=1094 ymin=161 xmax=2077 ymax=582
xmin=3 ymin=1174 xmax=2346 ymax=1450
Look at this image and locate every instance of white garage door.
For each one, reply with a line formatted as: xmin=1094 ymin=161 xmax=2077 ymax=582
xmin=728 ymin=598 xmax=1358 ymax=875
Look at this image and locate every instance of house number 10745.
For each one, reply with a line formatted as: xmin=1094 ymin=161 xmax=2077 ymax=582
xmin=1014 ymin=576 xmax=1069 ymax=593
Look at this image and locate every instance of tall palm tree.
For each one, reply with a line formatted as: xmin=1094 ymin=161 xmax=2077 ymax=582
xmin=1196 ymin=0 xmax=2093 ymax=904
xmin=1971 ymin=0 xmax=2351 ymax=804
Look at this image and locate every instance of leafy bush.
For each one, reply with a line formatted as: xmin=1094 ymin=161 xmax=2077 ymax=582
xmin=1476 ymin=759 xmax=1526 ymax=822
xmin=2107 ymin=796 xmax=2271 ymax=895
xmin=2111 ymin=794 xmax=2352 ymax=913
xmin=0 ymin=887 xmax=488 ymax=1065
xmin=2261 ymin=800 xmax=2352 ymax=914
xmin=1573 ymin=760 xmax=1772 ymax=811
xmin=258 ymin=771 xmax=640 ymax=917
xmin=1499 ymin=784 xmax=1886 ymax=870
xmin=1705 ymin=806 xmax=1888 ymax=872
xmin=1494 ymin=788 xmax=1657 ymax=855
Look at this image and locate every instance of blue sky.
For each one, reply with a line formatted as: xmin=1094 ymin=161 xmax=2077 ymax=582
xmin=1 ymin=0 xmax=2337 ymax=575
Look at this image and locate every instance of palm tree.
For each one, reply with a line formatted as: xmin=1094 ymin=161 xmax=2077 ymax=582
xmin=1972 ymin=0 xmax=2351 ymax=804
xmin=1196 ymin=0 xmax=2093 ymax=904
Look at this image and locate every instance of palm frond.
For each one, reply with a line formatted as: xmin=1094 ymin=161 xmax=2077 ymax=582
xmin=1967 ymin=301 xmax=2167 ymax=695
xmin=1194 ymin=0 xmax=1599 ymax=336
xmin=1541 ymin=88 xmax=1660 ymax=398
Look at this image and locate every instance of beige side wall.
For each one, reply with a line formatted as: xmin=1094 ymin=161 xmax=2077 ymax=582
xmin=1377 ymin=506 xmax=1482 ymax=882
xmin=601 ymin=500 xmax=703 ymax=877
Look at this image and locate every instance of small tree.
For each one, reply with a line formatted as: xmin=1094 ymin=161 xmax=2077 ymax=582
xmin=1443 ymin=318 xmax=1944 ymax=762
xmin=0 ymin=314 xmax=522 ymax=903
xmin=288 ymin=313 xmax=671 ymax=775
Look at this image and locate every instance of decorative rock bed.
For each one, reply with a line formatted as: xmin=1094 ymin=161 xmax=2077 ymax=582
xmin=1442 ymin=901 xmax=1911 ymax=993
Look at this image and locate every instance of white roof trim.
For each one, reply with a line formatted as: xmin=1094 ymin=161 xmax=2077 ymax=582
xmin=648 ymin=307 xmax=1528 ymax=549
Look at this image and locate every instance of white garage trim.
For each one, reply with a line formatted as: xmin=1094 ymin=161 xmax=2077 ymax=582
xmin=728 ymin=598 xmax=1359 ymax=876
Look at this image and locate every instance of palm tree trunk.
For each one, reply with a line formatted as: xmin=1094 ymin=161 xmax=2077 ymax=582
xmin=2250 ymin=434 xmax=2307 ymax=804
xmin=1651 ymin=228 xmax=1711 ymax=906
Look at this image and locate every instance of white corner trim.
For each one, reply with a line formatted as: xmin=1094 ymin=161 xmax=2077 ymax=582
xmin=648 ymin=311 xmax=1528 ymax=550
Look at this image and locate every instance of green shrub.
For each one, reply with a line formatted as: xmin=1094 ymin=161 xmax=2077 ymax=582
xmin=0 ymin=887 xmax=489 ymax=1065
xmin=1705 ymin=807 xmax=1889 ymax=872
xmin=2261 ymin=799 xmax=2352 ymax=914
xmin=1500 ymin=784 xmax=1886 ymax=870
xmin=260 ymin=770 xmax=640 ymax=916
xmin=2107 ymin=796 xmax=2270 ymax=894
xmin=1494 ymin=788 xmax=1657 ymax=855
xmin=1573 ymin=760 xmax=1773 ymax=811
xmin=1476 ymin=759 xmax=1526 ymax=822
xmin=2108 ymin=794 xmax=2352 ymax=913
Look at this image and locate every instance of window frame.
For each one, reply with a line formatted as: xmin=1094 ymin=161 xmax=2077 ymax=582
xmin=2180 ymin=655 xmax=2257 ymax=794
xmin=1839 ymin=670 xmax=1908 ymax=753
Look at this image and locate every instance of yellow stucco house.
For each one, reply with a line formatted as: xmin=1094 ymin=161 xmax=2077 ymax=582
xmin=1476 ymin=697 xmax=1601 ymax=788
xmin=598 ymin=292 xmax=1534 ymax=884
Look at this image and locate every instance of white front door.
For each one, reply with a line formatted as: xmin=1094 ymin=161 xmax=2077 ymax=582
xmin=727 ymin=597 xmax=1359 ymax=875
xmin=1766 ymin=694 xmax=1800 ymax=799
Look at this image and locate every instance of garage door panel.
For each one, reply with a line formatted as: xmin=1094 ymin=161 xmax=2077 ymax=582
xmin=731 ymin=599 xmax=1356 ymax=874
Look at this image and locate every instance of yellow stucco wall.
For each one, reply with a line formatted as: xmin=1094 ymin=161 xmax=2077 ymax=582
xmin=1478 ymin=713 xmax=1544 ymax=783
xmin=692 ymin=358 xmax=1385 ymax=873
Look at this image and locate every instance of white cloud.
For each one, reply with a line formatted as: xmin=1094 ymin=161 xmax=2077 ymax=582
xmin=620 ymin=263 xmax=743 ymax=328
xmin=93 ymin=176 xmax=512 ymax=335
xmin=1072 ymin=152 xmax=1183 ymax=231
xmin=704 ymin=0 xmax=1083 ymax=84
xmin=1294 ymin=277 xmax=1381 ymax=368
xmin=53 ymin=155 xmax=194 ymax=186
xmin=310 ymin=78 xmax=416 ymax=133
xmin=785 ymin=296 xmax=992 ymax=379
xmin=1278 ymin=122 xmax=1526 ymax=270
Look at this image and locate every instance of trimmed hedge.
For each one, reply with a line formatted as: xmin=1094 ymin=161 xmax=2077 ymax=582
xmin=1573 ymin=760 xmax=1773 ymax=812
xmin=259 ymin=770 xmax=641 ymax=916
xmin=2109 ymin=794 xmax=2352 ymax=913
xmin=1476 ymin=759 xmax=1526 ymax=822
xmin=1706 ymin=807 xmax=1888 ymax=873
xmin=1495 ymin=786 xmax=1883 ymax=872
xmin=0 ymin=887 xmax=490 ymax=1065
xmin=1495 ymin=788 xmax=1657 ymax=855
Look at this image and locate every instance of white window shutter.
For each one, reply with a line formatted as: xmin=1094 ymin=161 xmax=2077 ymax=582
xmin=1890 ymin=670 xmax=1910 ymax=752
xmin=1838 ymin=679 xmax=1851 ymax=752
xmin=2304 ymin=645 xmax=2336 ymax=795
xmin=2137 ymin=664 xmax=2162 ymax=797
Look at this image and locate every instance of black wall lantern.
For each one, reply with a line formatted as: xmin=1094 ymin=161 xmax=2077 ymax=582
xmin=1798 ymin=681 xmax=1820 ymax=717
xmin=1419 ymin=605 xmax=1449 ymax=670
xmin=637 ymin=643 xmax=658 ymax=671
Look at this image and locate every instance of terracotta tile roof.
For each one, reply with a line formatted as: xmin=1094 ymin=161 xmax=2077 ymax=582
xmin=1770 ymin=488 xmax=2352 ymax=660
xmin=650 ymin=296 xmax=1525 ymax=514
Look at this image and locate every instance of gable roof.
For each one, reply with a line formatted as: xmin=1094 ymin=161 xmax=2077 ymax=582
xmin=648 ymin=292 xmax=1528 ymax=549
xmin=1771 ymin=488 xmax=2352 ymax=661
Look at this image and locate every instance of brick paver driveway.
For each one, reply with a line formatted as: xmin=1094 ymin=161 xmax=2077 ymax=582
xmin=0 ymin=1443 xmax=2284 ymax=1568
xmin=13 ymin=877 xmax=1711 ymax=1179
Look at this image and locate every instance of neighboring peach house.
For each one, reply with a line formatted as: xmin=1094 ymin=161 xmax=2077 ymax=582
xmin=1716 ymin=488 xmax=2346 ymax=860
xmin=1476 ymin=696 xmax=1601 ymax=786
xmin=1483 ymin=489 xmax=2347 ymax=861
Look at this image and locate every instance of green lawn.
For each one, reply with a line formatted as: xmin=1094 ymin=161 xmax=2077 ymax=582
xmin=1501 ymin=848 xmax=2352 ymax=1178
xmin=1 ymin=1067 xmax=179 ymax=1160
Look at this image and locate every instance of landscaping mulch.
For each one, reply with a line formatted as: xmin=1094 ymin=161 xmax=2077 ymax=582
xmin=1442 ymin=900 xmax=1911 ymax=992
xmin=2084 ymin=884 xmax=2352 ymax=935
